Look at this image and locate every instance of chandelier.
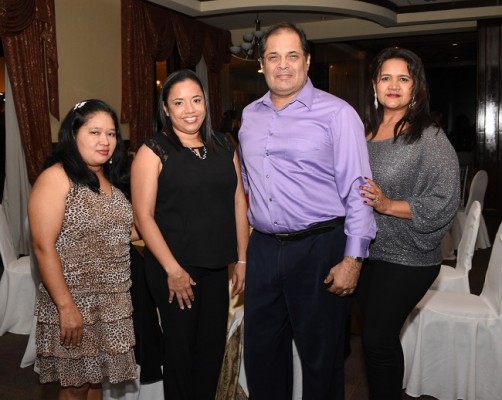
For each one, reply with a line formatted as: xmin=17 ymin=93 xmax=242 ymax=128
xmin=229 ymin=16 xmax=264 ymax=61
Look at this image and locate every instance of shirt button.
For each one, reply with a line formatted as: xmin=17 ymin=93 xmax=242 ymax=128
xmin=274 ymin=221 xmax=278 ymax=225
xmin=269 ymin=198 xmax=272 ymax=202
xmin=266 ymin=174 xmax=269 ymax=179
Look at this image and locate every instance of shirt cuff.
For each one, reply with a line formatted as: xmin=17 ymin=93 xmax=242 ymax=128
xmin=344 ymin=236 xmax=371 ymax=258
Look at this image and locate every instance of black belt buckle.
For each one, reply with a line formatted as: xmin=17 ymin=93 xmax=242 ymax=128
xmin=274 ymin=231 xmax=309 ymax=241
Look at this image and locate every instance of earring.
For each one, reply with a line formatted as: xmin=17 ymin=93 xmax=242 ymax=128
xmin=109 ymin=158 xmax=113 ymax=165
xmin=409 ymin=96 xmax=416 ymax=109
xmin=374 ymin=92 xmax=379 ymax=110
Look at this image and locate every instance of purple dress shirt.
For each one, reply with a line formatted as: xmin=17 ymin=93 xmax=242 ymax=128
xmin=239 ymin=79 xmax=376 ymax=258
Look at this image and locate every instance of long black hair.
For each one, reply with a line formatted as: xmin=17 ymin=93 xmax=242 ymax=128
xmin=157 ymin=69 xmax=219 ymax=152
xmin=364 ymin=47 xmax=438 ymax=144
xmin=42 ymin=99 xmax=129 ymax=194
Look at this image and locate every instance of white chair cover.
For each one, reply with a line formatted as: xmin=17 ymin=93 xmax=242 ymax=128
xmin=431 ymin=201 xmax=481 ymax=293
xmin=400 ymin=222 xmax=502 ymax=400
xmin=20 ymin=316 xmax=38 ymax=368
xmin=459 ymin=164 xmax=469 ymax=208
xmin=450 ymin=170 xmax=490 ymax=250
xmin=0 ymin=204 xmax=36 ymax=335
xmin=440 ymin=230 xmax=456 ymax=261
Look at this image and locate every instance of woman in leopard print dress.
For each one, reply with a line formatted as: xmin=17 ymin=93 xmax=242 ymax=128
xmin=28 ymin=100 xmax=138 ymax=399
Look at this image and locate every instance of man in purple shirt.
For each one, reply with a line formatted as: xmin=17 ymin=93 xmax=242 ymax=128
xmin=239 ymin=22 xmax=376 ymax=399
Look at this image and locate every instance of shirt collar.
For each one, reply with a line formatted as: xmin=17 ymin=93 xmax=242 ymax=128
xmin=254 ymin=78 xmax=314 ymax=111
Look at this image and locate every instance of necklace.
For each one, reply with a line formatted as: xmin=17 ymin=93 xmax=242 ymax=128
xmin=187 ymin=145 xmax=207 ymax=160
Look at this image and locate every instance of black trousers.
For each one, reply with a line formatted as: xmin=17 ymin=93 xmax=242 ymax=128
xmin=244 ymin=225 xmax=351 ymax=400
xmin=356 ymin=259 xmax=440 ymax=400
xmin=145 ymin=262 xmax=229 ymax=400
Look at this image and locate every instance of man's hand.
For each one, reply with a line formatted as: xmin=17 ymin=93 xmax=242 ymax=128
xmin=324 ymin=256 xmax=362 ymax=296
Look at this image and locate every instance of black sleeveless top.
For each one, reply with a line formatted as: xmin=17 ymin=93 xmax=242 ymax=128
xmin=144 ymin=132 xmax=238 ymax=269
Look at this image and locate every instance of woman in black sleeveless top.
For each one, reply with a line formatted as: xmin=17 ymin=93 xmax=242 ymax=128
xmin=131 ymin=70 xmax=249 ymax=399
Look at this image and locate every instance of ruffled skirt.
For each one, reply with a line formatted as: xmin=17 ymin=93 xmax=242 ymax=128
xmin=35 ymin=288 xmax=137 ymax=387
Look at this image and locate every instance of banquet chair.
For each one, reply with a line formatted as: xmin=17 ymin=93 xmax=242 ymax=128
xmin=450 ymin=169 xmax=490 ymax=250
xmin=0 ymin=204 xmax=36 ymax=335
xmin=400 ymin=221 xmax=502 ymax=400
xmin=458 ymin=164 xmax=469 ymax=208
xmin=431 ymin=201 xmax=481 ymax=293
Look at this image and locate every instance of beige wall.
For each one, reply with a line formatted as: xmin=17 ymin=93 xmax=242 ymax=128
xmin=51 ymin=0 xmax=129 ymax=141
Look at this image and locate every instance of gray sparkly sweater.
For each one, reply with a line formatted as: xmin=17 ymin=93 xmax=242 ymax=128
xmin=367 ymin=126 xmax=460 ymax=267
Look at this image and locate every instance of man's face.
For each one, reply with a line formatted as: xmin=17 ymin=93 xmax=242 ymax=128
xmin=260 ymin=28 xmax=310 ymax=106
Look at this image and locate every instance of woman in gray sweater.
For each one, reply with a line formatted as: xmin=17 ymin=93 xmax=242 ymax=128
xmin=357 ymin=47 xmax=460 ymax=399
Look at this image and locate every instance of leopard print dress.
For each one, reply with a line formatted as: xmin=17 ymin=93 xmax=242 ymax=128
xmin=34 ymin=184 xmax=137 ymax=387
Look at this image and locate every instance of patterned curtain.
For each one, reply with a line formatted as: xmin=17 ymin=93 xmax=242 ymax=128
xmin=121 ymin=0 xmax=231 ymax=151
xmin=0 ymin=0 xmax=58 ymax=184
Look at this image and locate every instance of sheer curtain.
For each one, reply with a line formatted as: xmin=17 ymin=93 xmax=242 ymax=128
xmin=2 ymin=69 xmax=31 ymax=256
xmin=196 ymin=56 xmax=209 ymax=99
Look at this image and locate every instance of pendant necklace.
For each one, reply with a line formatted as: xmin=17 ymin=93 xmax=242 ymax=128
xmin=187 ymin=145 xmax=207 ymax=160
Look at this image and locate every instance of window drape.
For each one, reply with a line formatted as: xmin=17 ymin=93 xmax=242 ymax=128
xmin=0 ymin=0 xmax=58 ymax=184
xmin=121 ymin=0 xmax=231 ymax=151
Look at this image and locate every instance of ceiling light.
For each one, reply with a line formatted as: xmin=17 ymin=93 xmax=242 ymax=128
xmin=229 ymin=15 xmax=264 ymax=62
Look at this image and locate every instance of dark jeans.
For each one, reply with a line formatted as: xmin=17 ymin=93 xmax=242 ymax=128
xmin=356 ymin=259 xmax=440 ymax=400
xmin=244 ymin=226 xmax=351 ymax=400
xmin=146 ymin=263 xmax=229 ymax=400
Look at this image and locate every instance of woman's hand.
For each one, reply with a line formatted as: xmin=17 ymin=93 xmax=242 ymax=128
xmin=231 ymin=262 xmax=246 ymax=296
xmin=58 ymin=303 xmax=83 ymax=348
xmin=360 ymin=177 xmax=412 ymax=219
xmin=360 ymin=177 xmax=389 ymax=214
xmin=167 ymin=268 xmax=196 ymax=310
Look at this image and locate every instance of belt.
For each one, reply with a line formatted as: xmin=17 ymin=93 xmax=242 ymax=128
xmin=258 ymin=217 xmax=345 ymax=242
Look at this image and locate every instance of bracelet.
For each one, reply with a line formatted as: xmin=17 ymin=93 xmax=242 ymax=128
xmin=236 ymin=260 xmax=247 ymax=264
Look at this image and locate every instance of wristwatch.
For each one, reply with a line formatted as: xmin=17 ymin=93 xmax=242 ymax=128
xmin=347 ymin=256 xmax=364 ymax=263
